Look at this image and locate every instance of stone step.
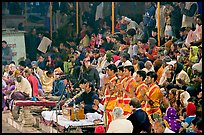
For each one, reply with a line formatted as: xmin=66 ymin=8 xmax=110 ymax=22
xmin=2 ymin=111 xmax=43 ymax=133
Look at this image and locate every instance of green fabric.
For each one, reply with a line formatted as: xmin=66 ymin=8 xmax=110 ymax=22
xmin=189 ymin=46 xmax=198 ymax=63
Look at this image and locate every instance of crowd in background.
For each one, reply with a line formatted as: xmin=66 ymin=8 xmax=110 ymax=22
xmin=2 ymin=2 xmax=202 ymax=133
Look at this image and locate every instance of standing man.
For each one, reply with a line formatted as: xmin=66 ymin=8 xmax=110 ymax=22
xmin=180 ymin=2 xmax=198 ymax=28
xmin=120 ymin=65 xmax=137 ymax=115
xmin=2 ymin=40 xmax=12 ymax=65
xmin=141 ymin=71 xmax=163 ymax=116
xmin=115 ymin=66 xmax=127 ymax=108
xmin=143 ymin=2 xmax=156 ymax=42
xmin=101 ymin=64 xmax=118 ymax=130
xmin=134 ymin=70 xmax=148 ymax=109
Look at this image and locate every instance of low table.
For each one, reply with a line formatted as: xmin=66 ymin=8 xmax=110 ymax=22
xmin=12 ymin=100 xmax=65 ymax=127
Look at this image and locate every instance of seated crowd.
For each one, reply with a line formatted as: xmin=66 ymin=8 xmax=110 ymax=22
xmin=2 ymin=2 xmax=202 ymax=133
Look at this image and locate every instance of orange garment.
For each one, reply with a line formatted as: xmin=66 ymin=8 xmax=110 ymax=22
xmin=123 ymin=77 xmax=137 ymax=115
xmin=145 ymin=46 xmax=158 ymax=61
xmin=156 ymin=66 xmax=164 ymax=83
xmin=115 ymin=77 xmax=128 ymax=108
xmin=144 ymin=83 xmax=163 ymax=116
xmin=104 ymin=75 xmax=118 ymax=130
xmin=135 ymin=82 xmax=148 ymax=109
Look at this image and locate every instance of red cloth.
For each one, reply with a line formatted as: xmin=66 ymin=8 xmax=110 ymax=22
xmin=115 ymin=23 xmax=120 ymax=31
xmin=27 ymin=74 xmax=39 ymax=97
xmin=99 ymin=48 xmax=106 ymax=53
xmin=94 ymin=125 xmax=105 ymax=133
xmin=112 ymin=55 xmax=120 ymax=63
xmin=186 ymin=102 xmax=196 ymax=116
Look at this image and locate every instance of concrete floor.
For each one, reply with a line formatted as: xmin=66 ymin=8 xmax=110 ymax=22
xmin=2 ymin=120 xmax=21 ymax=133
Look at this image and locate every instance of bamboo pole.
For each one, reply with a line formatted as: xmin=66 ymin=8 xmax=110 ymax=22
xmin=112 ymin=2 xmax=114 ymax=34
xmin=76 ymin=2 xmax=79 ymax=35
xmin=50 ymin=2 xmax=52 ymax=40
xmin=157 ymin=2 xmax=160 ymax=46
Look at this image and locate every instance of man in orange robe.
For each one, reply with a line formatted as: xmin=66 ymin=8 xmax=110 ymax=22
xmin=121 ymin=66 xmax=137 ymax=115
xmin=134 ymin=70 xmax=148 ymax=109
xmin=101 ymin=64 xmax=118 ymax=130
xmin=141 ymin=71 xmax=163 ymax=117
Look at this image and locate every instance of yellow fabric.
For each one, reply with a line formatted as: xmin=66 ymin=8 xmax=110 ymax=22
xmin=40 ymin=71 xmax=55 ymax=93
xmin=144 ymin=83 xmax=163 ymax=116
xmin=135 ymin=82 xmax=148 ymax=107
xmin=156 ymin=66 xmax=164 ymax=83
xmin=123 ymin=77 xmax=137 ymax=114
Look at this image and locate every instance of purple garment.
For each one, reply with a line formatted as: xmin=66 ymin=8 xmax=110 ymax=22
xmin=163 ymin=107 xmax=181 ymax=133
xmin=2 ymin=85 xmax=15 ymax=108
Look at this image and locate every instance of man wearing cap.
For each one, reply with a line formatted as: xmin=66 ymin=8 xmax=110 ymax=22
xmin=9 ymin=70 xmax=32 ymax=108
xmin=124 ymin=16 xmax=140 ymax=31
xmin=96 ymin=48 xmax=107 ymax=73
xmin=186 ymin=62 xmax=202 ymax=97
xmin=31 ymin=61 xmax=44 ymax=81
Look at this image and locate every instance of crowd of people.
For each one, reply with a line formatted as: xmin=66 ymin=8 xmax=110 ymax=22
xmin=2 ymin=2 xmax=202 ymax=133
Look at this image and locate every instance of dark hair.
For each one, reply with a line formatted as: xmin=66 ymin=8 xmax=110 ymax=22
xmin=152 ymin=28 xmax=157 ymax=33
xmin=146 ymin=71 xmax=157 ymax=82
xmin=126 ymin=28 xmax=136 ymax=37
xmin=18 ymin=61 xmax=26 ymax=68
xmin=196 ymin=14 xmax=202 ymax=21
xmin=137 ymin=70 xmax=146 ymax=81
xmin=117 ymin=65 xmax=124 ymax=72
xmin=2 ymin=40 xmax=7 ymax=44
xmin=46 ymin=69 xmax=54 ymax=76
xmin=138 ymin=61 xmax=145 ymax=70
xmin=132 ymin=55 xmax=140 ymax=61
xmin=122 ymin=53 xmax=130 ymax=60
xmin=107 ymin=64 xmax=118 ymax=73
xmin=124 ymin=65 xmax=135 ymax=76
xmin=192 ymin=117 xmax=202 ymax=130
xmin=179 ymin=27 xmax=186 ymax=32
xmin=129 ymin=97 xmax=141 ymax=108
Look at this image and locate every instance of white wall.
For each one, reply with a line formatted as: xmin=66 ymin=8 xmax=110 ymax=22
xmin=2 ymin=31 xmax=26 ymax=64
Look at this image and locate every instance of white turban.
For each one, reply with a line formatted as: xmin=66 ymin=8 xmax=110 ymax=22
xmin=124 ymin=17 xmax=131 ymax=22
xmin=192 ymin=62 xmax=202 ymax=73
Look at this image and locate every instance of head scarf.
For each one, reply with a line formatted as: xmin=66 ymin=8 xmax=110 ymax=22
xmin=186 ymin=102 xmax=196 ymax=116
xmin=189 ymin=46 xmax=198 ymax=63
xmin=163 ymin=107 xmax=181 ymax=133
xmin=180 ymin=91 xmax=191 ymax=107
xmin=106 ymin=51 xmax=113 ymax=62
xmin=13 ymin=69 xmax=21 ymax=77
xmin=112 ymin=55 xmax=120 ymax=63
xmin=192 ymin=62 xmax=202 ymax=73
xmin=31 ymin=61 xmax=38 ymax=66
xmin=94 ymin=125 xmax=105 ymax=133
